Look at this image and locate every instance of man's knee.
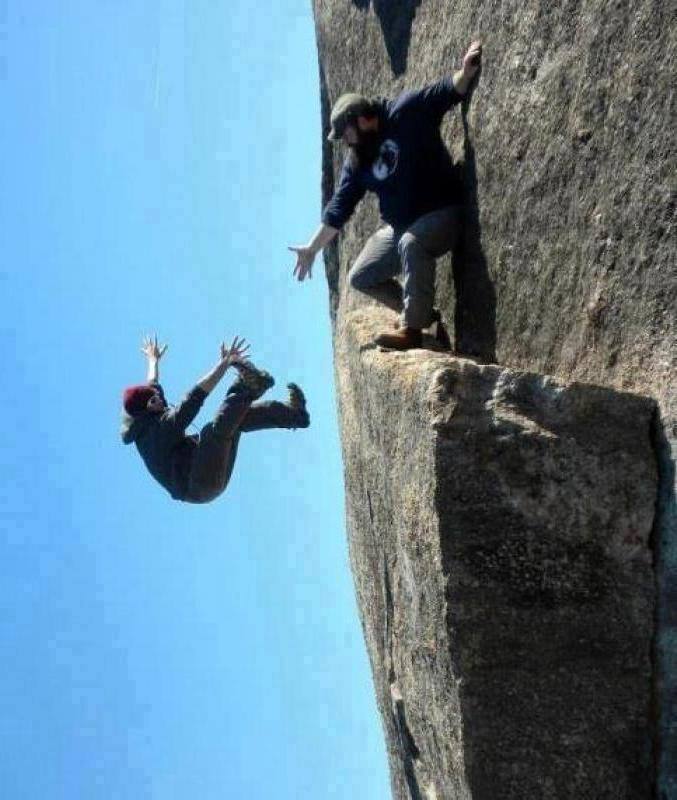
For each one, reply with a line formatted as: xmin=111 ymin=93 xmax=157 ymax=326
xmin=405 ymin=206 xmax=460 ymax=257
xmin=397 ymin=231 xmax=421 ymax=259
xmin=348 ymin=262 xmax=374 ymax=291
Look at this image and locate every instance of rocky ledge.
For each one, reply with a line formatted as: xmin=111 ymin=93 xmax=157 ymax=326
xmin=338 ymin=309 xmax=658 ymax=799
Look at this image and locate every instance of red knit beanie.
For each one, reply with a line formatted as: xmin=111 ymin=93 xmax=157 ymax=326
xmin=123 ymin=384 xmax=157 ymax=416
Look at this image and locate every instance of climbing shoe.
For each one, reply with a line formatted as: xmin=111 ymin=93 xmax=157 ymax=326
xmin=287 ymin=383 xmax=310 ymax=428
xmin=374 ymin=327 xmax=423 ymax=350
xmin=229 ymin=361 xmax=275 ymax=399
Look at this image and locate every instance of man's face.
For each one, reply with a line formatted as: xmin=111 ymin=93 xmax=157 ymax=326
xmin=345 ymin=117 xmax=382 ymax=167
xmin=146 ymin=390 xmax=165 ymax=413
xmin=341 ymin=121 xmax=360 ymax=146
xmin=340 ymin=115 xmax=378 ymax=146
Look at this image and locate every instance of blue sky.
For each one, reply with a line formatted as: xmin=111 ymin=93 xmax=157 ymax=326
xmin=0 ymin=2 xmax=390 ymax=797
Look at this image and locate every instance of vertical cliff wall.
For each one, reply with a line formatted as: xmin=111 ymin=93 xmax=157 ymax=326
xmin=311 ymin=1 xmax=675 ymax=797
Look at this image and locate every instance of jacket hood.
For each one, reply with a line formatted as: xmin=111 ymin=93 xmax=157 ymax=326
xmin=120 ymin=410 xmax=156 ymax=444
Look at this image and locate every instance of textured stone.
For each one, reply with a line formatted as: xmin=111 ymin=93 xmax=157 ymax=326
xmin=337 ymin=309 xmax=657 ymax=798
xmin=311 ymin=1 xmax=676 ymax=796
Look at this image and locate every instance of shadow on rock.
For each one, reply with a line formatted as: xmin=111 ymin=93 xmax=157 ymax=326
xmin=434 ymin=371 xmax=657 ymax=797
xmin=351 ymin=0 xmax=422 ymax=76
xmin=651 ymin=408 xmax=677 ymax=798
xmin=436 ymin=76 xmax=497 ymax=363
xmin=453 ymin=85 xmax=497 ymax=363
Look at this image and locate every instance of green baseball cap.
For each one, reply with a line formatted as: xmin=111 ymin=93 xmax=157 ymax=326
xmin=327 ymin=93 xmax=372 ymax=141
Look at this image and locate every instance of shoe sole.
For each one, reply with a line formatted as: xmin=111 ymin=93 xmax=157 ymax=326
xmin=287 ymin=382 xmax=306 ymax=409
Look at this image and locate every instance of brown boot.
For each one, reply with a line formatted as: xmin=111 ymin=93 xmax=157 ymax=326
xmin=421 ymin=309 xmax=452 ymax=351
xmin=393 ymin=309 xmax=452 ymax=351
xmin=374 ymin=327 xmax=423 ymax=350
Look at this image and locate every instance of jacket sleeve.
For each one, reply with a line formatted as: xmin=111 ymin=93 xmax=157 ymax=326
xmin=322 ymin=160 xmax=366 ymax=230
xmin=149 ymin=380 xmax=167 ymax=404
xmin=396 ymin=77 xmax=463 ymax=125
xmin=166 ymin=386 xmax=207 ymax=432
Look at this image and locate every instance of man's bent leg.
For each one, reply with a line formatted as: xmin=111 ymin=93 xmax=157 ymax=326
xmin=398 ymin=206 xmax=460 ymax=329
xmin=239 ymin=400 xmax=309 ymax=432
xmin=347 ymin=226 xmax=403 ymax=312
xmin=187 ymin=392 xmax=252 ymax=502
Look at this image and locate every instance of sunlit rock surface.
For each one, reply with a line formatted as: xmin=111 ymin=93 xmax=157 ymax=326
xmin=311 ymin=1 xmax=675 ymax=796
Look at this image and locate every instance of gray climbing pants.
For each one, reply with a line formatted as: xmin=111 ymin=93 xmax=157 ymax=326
xmin=347 ymin=205 xmax=460 ymax=329
xmin=184 ymin=393 xmax=304 ymax=504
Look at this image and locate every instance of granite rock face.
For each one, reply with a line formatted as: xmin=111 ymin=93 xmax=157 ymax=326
xmin=311 ymin=1 xmax=675 ymax=797
xmin=338 ymin=310 xmax=657 ymax=799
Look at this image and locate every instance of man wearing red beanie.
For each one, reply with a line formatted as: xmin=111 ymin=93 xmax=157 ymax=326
xmin=121 ymin=335 xmax=309 ymax=503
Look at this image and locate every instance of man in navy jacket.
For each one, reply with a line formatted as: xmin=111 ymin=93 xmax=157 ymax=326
xmin=290 ymin=40 xmax=482 ymax=351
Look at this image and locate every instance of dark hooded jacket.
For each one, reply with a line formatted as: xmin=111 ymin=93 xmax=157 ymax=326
xmin=120 ymin=382 xmax=207 ymax=500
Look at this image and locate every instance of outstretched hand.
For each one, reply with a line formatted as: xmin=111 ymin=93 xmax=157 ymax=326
xmin=462 ymin=40 xmax=482 ymax=78
xmin=220 ymin=336 xmax=250 ymax=367
xmin=289 ymin=245 xmax=315 ymax=281
xmin=141 ymin=334 xmax=168 ymax=361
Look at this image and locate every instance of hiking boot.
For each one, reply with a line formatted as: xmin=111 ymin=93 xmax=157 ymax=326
xmin=394 ymin=309 xmax=451 ymax=350
xmin=287 ymin=382 xmax=310 ymax=428
xmin=374 ymin=327 xmax=423 ymax=350
xmin=229 ymin=361 xmax=275 ymax=399
xmin=287 ymin=382 xmax=306 ymax=411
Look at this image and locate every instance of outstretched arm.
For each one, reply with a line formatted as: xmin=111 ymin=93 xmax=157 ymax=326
xmin=196 ymin=336 xmax=250 ymax=396
xmin=289 ymin=223 xmax=338 ymax=282
xmin=289 ymin=158 xmax=367 ymax=282
xmin=141 ymin=334 xmax=168 ymax=383
xmin=452 ymin=40 xmax=482 ymax=97
xmin=167 ymin=337 xmax=251 ymax=432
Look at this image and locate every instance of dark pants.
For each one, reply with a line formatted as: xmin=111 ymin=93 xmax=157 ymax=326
xmin=347 ymin=205 xmax=460 ymax=329
xmin=184 ymin=393 xmax=304 ymax=504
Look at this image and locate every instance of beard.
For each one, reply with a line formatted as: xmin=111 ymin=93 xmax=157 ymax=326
xmin=350 ymin=129 xmax=383 ymax=168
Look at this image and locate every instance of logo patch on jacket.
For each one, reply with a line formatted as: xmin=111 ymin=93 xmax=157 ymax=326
xmin=372 ymin=139 xmax=399 ymax=181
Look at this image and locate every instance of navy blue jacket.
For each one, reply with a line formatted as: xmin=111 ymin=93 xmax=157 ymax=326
xmin=322 ymin=78 xmax=464 ymax=232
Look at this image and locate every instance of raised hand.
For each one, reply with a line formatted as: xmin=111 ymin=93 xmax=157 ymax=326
xmin=462 ymin=40 xmax=482 ymax=77
xmin=220 ymin=336 xmax=251 ymax=367
xmin=141 ymin=334 xmax=168 ymax=361
xmin=288 ymin=245 xmax=316 ymax=281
